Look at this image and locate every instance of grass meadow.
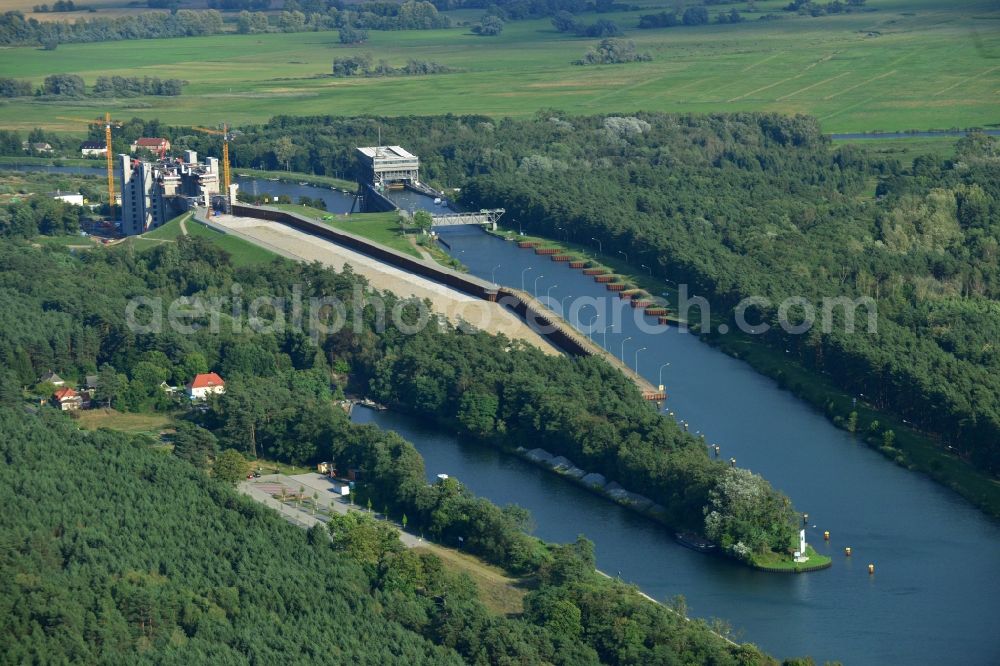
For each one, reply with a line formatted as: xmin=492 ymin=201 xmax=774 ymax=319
xmin=133 ymin=212 xmax=279 ymax=265
xmin=0 ymin=0 xmax=996 ymax=134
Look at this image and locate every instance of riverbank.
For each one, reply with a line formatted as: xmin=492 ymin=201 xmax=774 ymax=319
xmin=0 ymin=155 xmax=102 ymax=169
xmin=705 ymin=328 xmax=1000 ymax=520
xmin=236 ymin=167 xmax=356 ymax=192
xmin=490 ymin=226 xmax=1000 ymax=521
xmin=751 ymin=546 xmax=832 ymax=574
xmin=488 ymin=228 xmax=688 ymax=326
xmin=379 ymin=399 xmax=815 ymax=575
xmin=514 ymin=438 xmax=833 ymax=574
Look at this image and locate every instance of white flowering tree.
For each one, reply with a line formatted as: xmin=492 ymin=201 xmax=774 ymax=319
xmin=704 ymin=467 xmax=796 ymax=559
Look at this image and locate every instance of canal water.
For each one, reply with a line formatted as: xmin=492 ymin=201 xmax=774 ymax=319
xmin=350 ymin=224 xmax=1000 ymax=665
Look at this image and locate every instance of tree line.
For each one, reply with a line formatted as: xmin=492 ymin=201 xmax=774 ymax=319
xmin=428 ymin=0 xmax=633 ymax=21
xmin=32 ymin=0 xmax=84 ymax=12
xmin=0 ymin=0 xmax=451 ymax=45
xmin=0 ymin=118 xmax=173 ymax=163
xmin=0 ymin=195 xmax=84 ymax=236
xmin=0 ymin=9 xmax=224 ymax=46
xmin=332 ymin=54 xmax=454 ymax=77
xmin=574 ymin=38 xmax=650 ymax=65
xmin=1 ymin=73 xmax=184 ymax=98
xmin=235 ymin=1 xmax=449 ymax=35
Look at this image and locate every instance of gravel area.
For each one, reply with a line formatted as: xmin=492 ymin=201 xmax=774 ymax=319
xmin=213 ymin=215 xmax=556 ymax=353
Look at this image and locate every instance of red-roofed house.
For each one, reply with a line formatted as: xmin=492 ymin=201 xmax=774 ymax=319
xmin=130 ymin=137 xmax=171 ymax=155
xmin=52 ymin=387 xmax=83 ymax=411
xmin=186 ymin=372 xmax=226 ymax=400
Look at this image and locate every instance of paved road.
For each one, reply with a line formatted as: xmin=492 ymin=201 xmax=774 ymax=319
xmin=239 ymin=473 xmax=425 ymax=547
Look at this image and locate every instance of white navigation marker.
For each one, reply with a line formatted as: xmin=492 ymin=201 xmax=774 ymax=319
xmin=794 ymin=529 xmax=809 ymax=563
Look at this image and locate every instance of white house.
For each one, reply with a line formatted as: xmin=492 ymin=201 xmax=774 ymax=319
xmin=80 ymin=141 xmax=107 ymax=157
xmin=186 ymin=372 xmax=225 ymax=400
xmin=52 ymin=387 xmax=82 ymax=411
xmin=53 ymin=193 xmax=85 ymax=206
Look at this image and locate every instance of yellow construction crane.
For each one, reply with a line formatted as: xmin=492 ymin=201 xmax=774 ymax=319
xmin=57 ymin=114 xmax=121 ymax=217
xmin=193 ymin=124 xmax=233 ymax=206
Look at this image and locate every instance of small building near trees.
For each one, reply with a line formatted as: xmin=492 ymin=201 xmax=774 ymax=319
xmin=186 ymin=372 xmax=225 ymax=400
xmin=80 ymin=141 xmax=107 ymax=157
xmin=39 ymin=371 xmax=65 ymax=386
xmin=131 ymin=137 xmax=171 ymax=154
xmin=52 ymin=387 xmax=83 ymax=411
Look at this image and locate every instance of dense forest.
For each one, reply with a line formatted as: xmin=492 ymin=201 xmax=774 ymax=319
xmin=0 ymin=407 xmax=784 ymax=664
xmin=0 ymin=238 xmax=791 ymax=663
xmin=173 ymin=113 xmax=998 ymax=481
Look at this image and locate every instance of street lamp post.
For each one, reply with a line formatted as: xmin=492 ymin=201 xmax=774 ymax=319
xmin=641 ymin=264 xmax=652 ymax=276
xmin=620 ymin=336 xmax=632 ymax=362
xmin=491 ymin=263 xmax=501 ymax=285
xmin=546 ymin=284 xmax=559 ymax=301
xmin=591 ymin=237 xmax=603 ymax=254
xmin=521 ymin=267 xmax=533 ymax=291
xmin=618 ymin=250 xmax=628 ymax=264
xmin=658 ymin=362 xmax=671 ymax=389
xmin=598 ymin=325 xmax=609 ymax=348
xmin=634 ymin=347 xmax=647 ymax=372
xmin=587 ymin=314 xmax=600 ymax=340
xmin=533 ymin=274 xmax=545 ymax=298
xmin=560 ymin=294 xmax=573 ymax=314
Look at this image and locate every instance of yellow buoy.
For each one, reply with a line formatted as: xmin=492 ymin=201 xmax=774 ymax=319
xmin=868 ymin=563 xmax=875 ymax=575
xmin=824 ymin=531 xmax=830 ymax=541
xmin=845 ymin=547 xmax=852 ymax=556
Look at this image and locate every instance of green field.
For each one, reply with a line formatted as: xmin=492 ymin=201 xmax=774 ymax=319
xmin=273 ymin=204 xmax=423 ymax=258
xmin=831 ymin=135 xmax=962 ymax=161
xmin=133 ymin=212 xmax=278 ymax=266
xmin=75 ymin=407 xmax=173 ymax=434
xmin=0 ymin=0 xmax=996 ymax=134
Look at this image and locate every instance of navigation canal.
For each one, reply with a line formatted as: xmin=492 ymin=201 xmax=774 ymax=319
xmin=354 ymin=224 xmax=1000 ymax=665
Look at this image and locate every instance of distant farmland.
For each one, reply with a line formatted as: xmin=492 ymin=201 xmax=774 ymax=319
xmin=0 ymin=0 xmax=996 ymax=134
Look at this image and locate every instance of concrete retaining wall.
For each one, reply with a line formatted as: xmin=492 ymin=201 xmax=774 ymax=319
xmin=226 ymin=204 xmax=660 ymax=396
xmin=231 ymin=204 xmax=498 ymax=300
xmin=360 ymin=183 xmax=398 ymax=213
